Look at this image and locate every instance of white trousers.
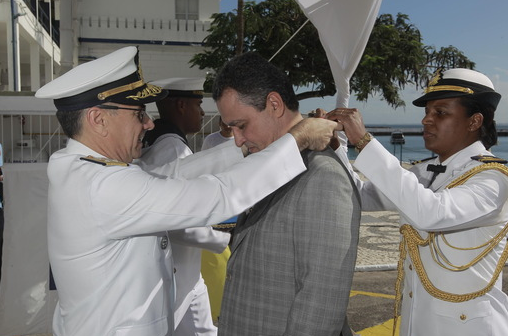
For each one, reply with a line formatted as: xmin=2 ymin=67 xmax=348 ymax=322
xmin=174 ymin=278 xmax=217 ymax=336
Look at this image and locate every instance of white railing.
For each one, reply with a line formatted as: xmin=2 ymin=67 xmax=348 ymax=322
xmin=188 ymin=112 xmax=220 ymax=152
xmin=79 ymin=17 xmax=211 ymax=44
xmin=0 ymin=110 xmax=221 ymax=163
xmin=0 ymin=113 xmax=66 ymax=163
xmin=0 ymin=91 xmax=222 ymax=162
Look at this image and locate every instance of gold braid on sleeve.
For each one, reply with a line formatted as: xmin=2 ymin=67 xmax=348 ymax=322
xmin=392 ymin=162 xmax=508 ymax=336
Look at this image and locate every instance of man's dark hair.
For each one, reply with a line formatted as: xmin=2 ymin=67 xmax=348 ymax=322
xmin=56 ymin=109 xmax=85 ymax=138
xmin=212 ymin=52 xmax=299 ymax=111
xmin=459 ymin=96 xmax=498 ymax=150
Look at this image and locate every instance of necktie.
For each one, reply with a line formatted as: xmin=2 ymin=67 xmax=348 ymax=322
xmin=427 ymin=164 xmax=446 ymax=187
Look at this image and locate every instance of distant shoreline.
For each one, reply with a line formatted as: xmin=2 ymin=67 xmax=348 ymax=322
xmin=366 ymin=126 xmax=508 ymax=136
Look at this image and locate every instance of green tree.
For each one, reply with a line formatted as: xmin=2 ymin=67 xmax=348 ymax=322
xmin=191 ymin=0 xmax=474 ymax=108
xmin=352 ymin=14 xmax=474 ymax=108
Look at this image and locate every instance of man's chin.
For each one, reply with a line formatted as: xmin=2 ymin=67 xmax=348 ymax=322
xmin=132 ymin=149 xmax=142 ymax=161
xmin=423 ymin=141 xmax=435 ymax=154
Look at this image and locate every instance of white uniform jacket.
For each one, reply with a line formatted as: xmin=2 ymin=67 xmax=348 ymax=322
xmin=48 ymin=134 xmax=305 ymax=336
xmin=354 ymin=139 xmax=508 ymax=336
xmin=139 ymin=133 xmax=193 ymax=171
xmin=140 ymin=133 xmax=230 ymax=330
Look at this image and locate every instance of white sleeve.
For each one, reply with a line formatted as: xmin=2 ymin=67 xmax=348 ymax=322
xmin=140 ymin=140 xmax=243 ymax=179
xmin=168 ymin=227 xmax=230 ymax=254
xmin=93 ymin=134 xmax=307 ymax=238
xmin=354 ymin=139 xmax=508 ymax=231
xmin=334 ymin=133 xmax=396 ymax=212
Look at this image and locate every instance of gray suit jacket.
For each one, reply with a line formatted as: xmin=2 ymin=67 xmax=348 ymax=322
xmin=218 ymin=148 xmax=361 ymax=336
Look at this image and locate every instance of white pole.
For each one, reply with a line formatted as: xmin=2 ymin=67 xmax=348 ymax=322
xmin=9 ymin=0 xmax=21 ymax=91
xmin=268 ymin=19 xmax=309 ymax=62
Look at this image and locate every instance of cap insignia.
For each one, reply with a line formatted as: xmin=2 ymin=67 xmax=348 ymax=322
xmin=136 ymin=60 xmax=145 ymax=82
xmin=428 ymin=68 xmax=444 ymax=87
xmin=126 ymin=83 xmax=164 ymax=101
xmin=424 ymin=68 xmax=475 ymax=95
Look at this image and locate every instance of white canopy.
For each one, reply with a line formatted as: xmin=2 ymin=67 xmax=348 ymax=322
xmin=296 ymin=0 xmax=382 ymax=162
xmin=296 ymin=0 xmax=382 ymax=108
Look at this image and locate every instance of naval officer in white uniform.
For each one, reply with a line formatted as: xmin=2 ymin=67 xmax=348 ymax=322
xmin=329 ymin=68 xmax=508 ymax=336
xmin=35 ymin=46 xmax=339 ymax=336
xmin=139 ymin=77 xmax=228 ymax=335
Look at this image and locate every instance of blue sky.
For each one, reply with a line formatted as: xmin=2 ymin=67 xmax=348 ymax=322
xmin=220 ymin=0 xmax=508 ymax=125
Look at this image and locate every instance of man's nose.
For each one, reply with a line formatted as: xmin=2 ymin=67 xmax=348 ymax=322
xmin=144 ymin=118 xmax=155 ymax=130
xmin=422 ymin=113 xmax=432 ymax=125
xmin=232 ymin=129 xmax=245 ymax=147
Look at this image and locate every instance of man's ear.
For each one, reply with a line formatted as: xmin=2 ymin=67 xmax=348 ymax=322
xmin=85 ymin=106 xmax=109 ymax=137
xmin=266 ymin=92 xmax=284 ymax=118
xmin=177 ymin=98 xmax=187 ymax=115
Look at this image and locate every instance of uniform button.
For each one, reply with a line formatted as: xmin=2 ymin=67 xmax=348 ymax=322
xmin=409 ymin=264 xmax=413 ymax=271
xmin=226 ymin=272 xmax=232 ymax=281
xmin=160 ymin=236 xmax=168 ymax=249
xmin=409 ymin=292 xmax=413 ymax=298
xmin=460 ymin=314 xmax=467 ymax=321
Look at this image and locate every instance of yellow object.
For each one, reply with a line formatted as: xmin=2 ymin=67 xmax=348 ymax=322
xmin=359 ymin=318 xmax=400 ymax=336
xmin=201 ymin=246 xmax=231 ymax=323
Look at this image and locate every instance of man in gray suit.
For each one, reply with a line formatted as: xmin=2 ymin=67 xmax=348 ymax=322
xmin=212 ymin=52 xmax=361 ymax=336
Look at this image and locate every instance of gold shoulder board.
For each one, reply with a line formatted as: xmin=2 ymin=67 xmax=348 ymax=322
xmin=411 ymin=156 xmax=436 ymax=165
xmin=471 ymin=155 xmax=508 ymax=164
xmin=80 ymin=155 xmax=129 ymax=167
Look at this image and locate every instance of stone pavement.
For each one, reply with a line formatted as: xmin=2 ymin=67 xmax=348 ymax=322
xmin=351 ymin=161 xmax=404 ymax=272
xmin=355 ymin=210 xmax=401 ymax=272
xmin=349 ymin=210 xmax=402 ymax=334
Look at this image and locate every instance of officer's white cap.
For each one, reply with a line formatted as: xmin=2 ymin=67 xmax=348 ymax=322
xmin=35 ymin=46 xmax=167 ymax=111
xmin=413 ymin=68 xmax=501 ymax=110
xmin=151 ymin=77 xmax=205 ymax=99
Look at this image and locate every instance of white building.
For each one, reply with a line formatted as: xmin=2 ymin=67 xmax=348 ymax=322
xmin=1 ymin=0 xmax=220 ymax=90
xmin=0 ymin=0 xmax=223 ymax=158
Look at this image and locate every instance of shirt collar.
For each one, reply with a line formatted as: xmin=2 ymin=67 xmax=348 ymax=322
xmin=64 ymin=138 xmax=105 ymax=158
xmin=441 ymin=141 xmax=487 ymax=169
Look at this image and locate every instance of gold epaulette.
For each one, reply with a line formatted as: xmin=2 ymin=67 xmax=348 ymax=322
xmin=411 ymin=156 xmax=436 ymax=165
xmin=80 ymin=155 xmax=129 ymax=167
xmin=471 ymin=155 xmax=508 ymax=164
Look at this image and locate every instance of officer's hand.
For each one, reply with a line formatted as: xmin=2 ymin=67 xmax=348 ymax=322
xmin=308 ymin=108 xmax=327 ymax=118
xmin=289 ymin=117 xmax=342 ymax=151
xmin=308 ymin=108 xmax=340 ymax=150
xmin=326 ymin=108 xmax=366 ymax=146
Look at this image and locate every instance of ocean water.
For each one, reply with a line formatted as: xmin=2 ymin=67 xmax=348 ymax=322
xmin=347 ymin=124 xmax=508 ymax=163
